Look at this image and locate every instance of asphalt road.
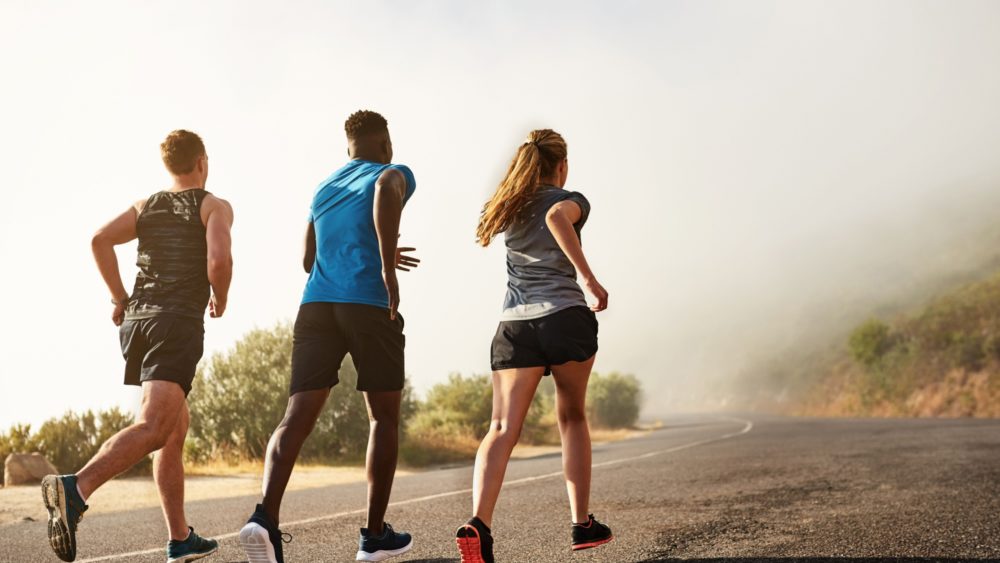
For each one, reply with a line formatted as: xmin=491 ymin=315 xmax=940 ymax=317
xmin=1 ymin=416 xmax=998 ymax=563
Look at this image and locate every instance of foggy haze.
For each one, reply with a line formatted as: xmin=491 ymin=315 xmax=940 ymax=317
xmin=3 ymin=1 xmax=1000 ymax=427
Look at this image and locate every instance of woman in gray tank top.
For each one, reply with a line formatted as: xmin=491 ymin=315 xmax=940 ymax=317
xmin=455 ymin=129 xmax=613 ymax=563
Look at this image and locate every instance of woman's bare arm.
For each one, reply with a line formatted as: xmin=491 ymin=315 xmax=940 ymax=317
xmin=545 ymin=200 xmax=608 ymax=311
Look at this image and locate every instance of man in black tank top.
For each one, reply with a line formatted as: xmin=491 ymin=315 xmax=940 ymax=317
xmin=41 ymin=130 xmax=233 ymax=563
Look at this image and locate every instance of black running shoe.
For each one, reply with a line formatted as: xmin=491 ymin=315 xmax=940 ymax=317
xmin=167 ymin=527 xmax=218 ymax=562
xmin=239 ymin=504 xmax=291 ymax=563
xmin=571 ymin=514 xmax=613 ymax=551
xmin=356 ymin=522 xmax=413 ymax=561
xmin=41 ymin=474 xmax=88 ymax=562
xmin=455 ymin=516 xmax=494 ymax=563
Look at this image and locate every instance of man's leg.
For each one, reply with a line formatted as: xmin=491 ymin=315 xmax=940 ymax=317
xmin=154 ymin=400 xmax=190 ymax=541
xmin=76 ymin=381 xmax=186 ymax=499
xmin=260 ymin=388 xmax=330 ymax=524
xmin=362 ymin=390 xmax=402 ymax=535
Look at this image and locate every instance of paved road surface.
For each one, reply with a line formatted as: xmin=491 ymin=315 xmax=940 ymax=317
xmin=1 ymin=416 xmax=998 ymax=562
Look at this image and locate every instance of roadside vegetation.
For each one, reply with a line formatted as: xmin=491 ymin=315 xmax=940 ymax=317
xmin=798 ymin=272 xmax=1000 ymax=417
xmin=1 ymin=323 xmax=643 ymax=483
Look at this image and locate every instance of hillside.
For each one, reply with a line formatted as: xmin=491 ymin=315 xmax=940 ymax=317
xmin=792 ymin=270 xmax=1000 ymax=417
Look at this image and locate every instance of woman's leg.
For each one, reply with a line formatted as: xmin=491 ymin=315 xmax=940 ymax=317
xmin=471 ymin=367 xmax=545 ymax=527
xmin=550 ymin=355 xmax=596 ymax=524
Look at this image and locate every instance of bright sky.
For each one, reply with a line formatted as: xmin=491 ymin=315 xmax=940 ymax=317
xmin=3 ymin=1 xmax=1000 ymax=429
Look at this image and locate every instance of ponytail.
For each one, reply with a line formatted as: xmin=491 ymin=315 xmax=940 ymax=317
xmin=476 ymin=129 xmax=567 ymax=246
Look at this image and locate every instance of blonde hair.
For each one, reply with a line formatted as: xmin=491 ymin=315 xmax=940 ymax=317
xmin=476 ymin=129 xmax=567 ymax=246
xmin=160 ymin=130 xmax=205 ymax=175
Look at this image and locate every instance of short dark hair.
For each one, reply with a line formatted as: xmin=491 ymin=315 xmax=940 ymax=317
xmin=160 ymin=130 xmax=206 ymax=175
xmin=344 ymin=110 xmax=388 ymax=140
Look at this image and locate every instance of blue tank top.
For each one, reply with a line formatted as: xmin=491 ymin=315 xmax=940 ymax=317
xmin=302 ymin=160 xmax=416 ymax=308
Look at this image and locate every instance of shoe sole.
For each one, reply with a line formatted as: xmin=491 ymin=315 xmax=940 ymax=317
xmin=240 ymin=523 xmax=279 ymax=563
xmin=455 ymin=525 xmax=486 ymax=563
xmin=41 ymin=475 xmax=76 ymax=562
xmin=572 ymin=535 xmax=614 ymax=551
xmin=167 ymin=546 xmax=218 ymax=563
xmin=355 ymin=537 xmax=413 ymax=561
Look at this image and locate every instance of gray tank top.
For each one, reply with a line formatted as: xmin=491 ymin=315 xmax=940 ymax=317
xmin=125 ymin=189 xmax=211 ymax=320
xmin=500 ymin=186 xmax=591 ymax=321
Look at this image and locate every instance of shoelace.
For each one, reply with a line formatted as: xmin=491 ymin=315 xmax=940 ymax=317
xmin=280 ymin=531 xmax=293 ymax=544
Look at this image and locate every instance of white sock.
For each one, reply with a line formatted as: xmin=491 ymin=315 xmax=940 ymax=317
xmin=76 ymin=483 xmax=88 ymax=503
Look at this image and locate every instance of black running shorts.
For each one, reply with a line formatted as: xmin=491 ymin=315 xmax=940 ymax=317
xmin=119 ymin=315 xmax=205 ymax=396
xmin=290 ymin=302 xmax=405 ymax=394
xmin=490 ymin=305 xmax=598 ymax=375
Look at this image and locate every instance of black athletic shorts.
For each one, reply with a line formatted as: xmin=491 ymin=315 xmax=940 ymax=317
xmin=491 ymin=305 xmax=598 ymax=375
xmin=119 ymin=315 xmax=205 ymax=396
xmin=290 ymin=302 xmax=405 ymax=394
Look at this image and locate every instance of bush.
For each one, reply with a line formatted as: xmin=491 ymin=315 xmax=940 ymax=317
xmin=0 ymin=408 xmax=138 ymax=483
xmin=0 ymin=424 xmax=34 ymax=485
xmin=187 ymin=325 xmax=297 ymax=462
xmin=586 ymin=372 xmax=641 ymax=428
xmin=187 ymin=323 xmax=417 ymax=465
xmin=948 ymin=331 xmax=986 ymax=372
xmin=402 ymin=373 xmax=557 ymax=464
xmin=2 ymin=321 xmax=644 ymax=474
xmin=408 ymin=373 xmax=495 ymax=439
xmin=849 ymin=318 xmax=894 ymax=368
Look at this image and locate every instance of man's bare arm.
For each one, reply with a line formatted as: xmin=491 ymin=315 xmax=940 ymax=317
xmin=373 ymin=168 xmax=406 ymax=319
xmin=304 ymin=221 xmax=317 ymax=273
xmin=92 ymin=202 xmax=142 ymax=325
xmin=204 ymin=196 xmax=234 ymax=318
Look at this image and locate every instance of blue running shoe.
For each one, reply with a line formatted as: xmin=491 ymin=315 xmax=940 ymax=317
xmin=167 ymin=527 xmax=218 ymax=563
xmin=41 ymin=474 xmax=88 ymax=562
xmin=356 ymin=523 xmax=413 ymax=561
xmin=240 ymin=504 xmax=291 ymax=563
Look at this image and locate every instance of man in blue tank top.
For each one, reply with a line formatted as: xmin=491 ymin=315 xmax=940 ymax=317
xmin=240 ymin=110 xmax=419 ymax=563
xmin=41 ymin=130 xmax=231 ymax=563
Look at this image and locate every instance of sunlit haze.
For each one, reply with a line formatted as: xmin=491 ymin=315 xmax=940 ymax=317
xmin=3 ymin=1 xmax=1000 ymax=429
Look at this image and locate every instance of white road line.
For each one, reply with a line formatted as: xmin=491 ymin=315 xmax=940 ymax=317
xmin=77 ymin=417 xmax=752 ymax=562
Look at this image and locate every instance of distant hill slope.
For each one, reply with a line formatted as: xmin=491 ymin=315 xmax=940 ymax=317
xmin=794 ymin=270 xmax=1000 ymax=417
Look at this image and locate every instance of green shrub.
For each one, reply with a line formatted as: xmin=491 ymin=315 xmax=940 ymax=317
xmin=187 ymin=322 xmax=417 ymax=465
xmin=187 ymin=325 xmax=296 ymax=462
xmin=404 ymin=373 xmax=555 ymax=463
xmin=0 ymin=424 xmax=34 ymax=485
xmin=409 ymin=373 xmax=495 ymax=438
xmin=586 ymin=372 xmax=641 ymax=428
xmin=2 ymin=321 xmax=643 ymax=473
xmin=0 ymin=408 xmax=139 ymax=483
xmin=0 ymin=423 xmax=34 ymax=459
xmin=948 ymin=331 xmax=986 ymax=372
xmin=849 ymin=318 xmax=894 ymax=368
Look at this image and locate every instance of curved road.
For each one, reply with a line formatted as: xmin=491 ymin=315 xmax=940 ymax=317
xmin=1 ymin=416 xmax=998 ymax=562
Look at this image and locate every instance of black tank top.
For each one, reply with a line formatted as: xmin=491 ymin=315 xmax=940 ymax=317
xmin=125 ymin=190 xmax=211 ymax=320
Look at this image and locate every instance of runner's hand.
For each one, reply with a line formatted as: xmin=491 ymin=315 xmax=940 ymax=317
xmin=112 ymin=302 xmax=126 ymax=326
xmin=583 ymin=277 xmax=609 ymax=312
xmin=396 ymin=247 xmax=420 ymax=272
xmin=383 ymin=269 xmax=400 ymax=320
xmin=209 ymin=294 xmax=227 ymax=318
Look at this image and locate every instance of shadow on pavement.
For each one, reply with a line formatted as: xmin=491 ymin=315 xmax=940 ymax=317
xmin=219 ymin=560 xmax=459 ymax=563
xmin=640 ymin=558 xmax=1000 ymax=563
